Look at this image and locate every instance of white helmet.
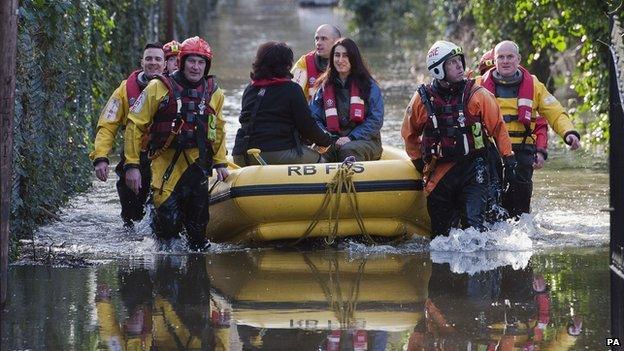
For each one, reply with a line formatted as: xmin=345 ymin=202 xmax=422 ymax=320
xmin=426 ymin=40 xmax=465 ymax=80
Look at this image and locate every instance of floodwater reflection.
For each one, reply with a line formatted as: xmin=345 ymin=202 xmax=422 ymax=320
xmin=2 ymin=249 xmax=607 ymax=350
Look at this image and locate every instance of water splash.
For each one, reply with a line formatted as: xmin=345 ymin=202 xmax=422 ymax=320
xmin=430 ymin=220 xmax=534 ymax=252
xmin=430 ymin=251 xmax=533 ymax=275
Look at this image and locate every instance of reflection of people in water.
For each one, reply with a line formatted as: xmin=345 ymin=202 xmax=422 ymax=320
xmin=151 ymin=254 xmax=219 ymax=350
xmin=95 ymin=256 xmax=231 ymax=350
xmin=406 ymin=264 xmax=583 ymax=351
xmin=96 ymin=268 xmax=154 ymax=351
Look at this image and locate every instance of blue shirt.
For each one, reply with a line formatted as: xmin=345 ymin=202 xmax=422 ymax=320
xmin=310 ymin=79 xmax=384 ymax=141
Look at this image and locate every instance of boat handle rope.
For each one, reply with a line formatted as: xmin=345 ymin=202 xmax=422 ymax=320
xmin=294 ymin=157 xmax=376 ymax=246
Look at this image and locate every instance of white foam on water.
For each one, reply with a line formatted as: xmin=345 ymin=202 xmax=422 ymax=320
xmin=429 ymin=220 xmax=534 ymax=252
xmin=429 ymin=250 xmax=533 ymax=275
xmin=343 ymin=236 xmax=430 ymax=255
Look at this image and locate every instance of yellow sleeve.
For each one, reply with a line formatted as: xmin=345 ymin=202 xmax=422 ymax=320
xmin=89 ymin=81 xmax=129 ymax=162
xmin=534 ymin=77 xmax=575 ymax=139
xmin=211 ymin=88 xmax=228 ymax=166
xmin=291 ymin=55 xmax=309 ymax=98
xmin=96 ymin=301 xmax=126 ymax=350
xmin=124 ymin=80 xmax=169 ymax=166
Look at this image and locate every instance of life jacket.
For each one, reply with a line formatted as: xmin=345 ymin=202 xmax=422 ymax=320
xmin=125 ymin=70 xmax=144 ymax=107
xmin=481 ymin=66 xmax=534 ymax=127
xmin=420 ymin=79 xmax=487 ymax=162
xmin=147 ymin=74 xmax=217 ymax=154
xmin=322 ymin=80 xmax=365 ymax=133
xmin=304 ymin=51 xmax=320 ymax=88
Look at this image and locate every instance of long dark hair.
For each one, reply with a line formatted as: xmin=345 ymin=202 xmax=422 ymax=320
xmin=314 ymin=38 xmax=375 ymax=99
xmin=250 ymin=41 xmax=294 ymax=80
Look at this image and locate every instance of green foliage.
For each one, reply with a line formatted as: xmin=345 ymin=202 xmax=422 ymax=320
xmin=468 ymin=0 xmax=619 ymax=144
xmin=341 ymin=0 xmax=622 ymax=145
xmin=10 ymin=0 xmax=159 ymax=252
xmin=342 ymin=0 xmax=438 ymax=47
xmin=10 ymin=0 xmax=219 ymax=258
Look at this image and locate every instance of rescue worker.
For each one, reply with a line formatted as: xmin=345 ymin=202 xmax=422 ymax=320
xmin=310 ymin=38 xmax=384 ymax=162
xmin=89 ymin=43 xmax=165 ymax=228
xmin=477 ymin=49 xmax=549 ymax=222
xmin=478 ymin=40 xmax=581 ymax=217
xmin=292 ymin=24 xmax=342 ymax=101
xmin=124 ymin=36 xmax=229 ymax=251
xmin=401 ymin=40 xmax=516 ymax=238
xmin=479 ymin=48 xmax=549 ymax=170
xmin=163 ymin=40 xmax=180 ymax=75
xmin=232 ymin=41 xmax=333 ymax=166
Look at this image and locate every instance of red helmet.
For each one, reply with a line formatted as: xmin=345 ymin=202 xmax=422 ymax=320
xmin=478 ymin=49 xmax=495 ymax=75
xmin=178 ymin=36 xmax=213 ymax=76
xmin=163 ymin=40 xmax=180 ymax=59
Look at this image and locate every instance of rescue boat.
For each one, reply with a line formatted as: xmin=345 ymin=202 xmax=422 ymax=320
xmin=206 ymin=146 xmax=430 ymax=243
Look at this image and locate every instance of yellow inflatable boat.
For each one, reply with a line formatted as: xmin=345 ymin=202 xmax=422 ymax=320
xmin=206 ymin=146 xmax=430 ymax=243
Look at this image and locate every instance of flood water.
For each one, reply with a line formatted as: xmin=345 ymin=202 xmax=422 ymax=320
xmin=1 ymin=0 xmax=614 ymax=350
xmin=2 ymin=249 xmax=611 ymax=350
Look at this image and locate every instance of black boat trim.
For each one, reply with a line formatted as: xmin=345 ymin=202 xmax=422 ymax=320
xmin=209 ymin=179 xmax=423 ymax=205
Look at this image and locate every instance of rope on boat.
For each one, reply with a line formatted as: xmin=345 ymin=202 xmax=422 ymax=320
xmin=294 ymin=157 xmax=374 ymax=245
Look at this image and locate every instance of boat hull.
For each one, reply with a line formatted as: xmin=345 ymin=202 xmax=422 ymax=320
xmin=207 ymin=151 xmax=430 ymax=243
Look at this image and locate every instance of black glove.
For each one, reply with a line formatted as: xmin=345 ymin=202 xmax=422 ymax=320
xmin=412 ymin=158 xmax=425 ymax=174
xmin=503 ymin=155 xmax=517 ymax=185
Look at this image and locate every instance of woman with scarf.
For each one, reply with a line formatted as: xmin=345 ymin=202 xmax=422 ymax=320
xmin=233 ymin=41 xmax=333 ymax=166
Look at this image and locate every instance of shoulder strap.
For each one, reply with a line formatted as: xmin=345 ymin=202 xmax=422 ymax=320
xmin=417 ymin=84 xmax=439 ymax=130
xmin=195 ymin=78 xmax=213 ymax=172
xmin=243 ymin=87 xmax=267 ymax=165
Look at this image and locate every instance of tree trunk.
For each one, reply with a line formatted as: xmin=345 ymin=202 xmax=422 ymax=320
xmin=166 ymin=0 xmax=174 ymax=41
xmin=0 ymin=0 xmax=18 ymax=307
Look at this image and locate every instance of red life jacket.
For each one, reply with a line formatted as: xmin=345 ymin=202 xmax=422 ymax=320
xmin=322 ymin=80 xmax=365 ymax=133
xmin=125 ymin=70 xmax=144 ymax=107
xmin=304 ymin=51 xmax=320 ymax=88
xmin=420 ymin=80 xmax=486 ymax=162
xmin=148 ymin=75 xmax=217 ymax=151
xmin=481 ymin=65 xmax=534 ymax=127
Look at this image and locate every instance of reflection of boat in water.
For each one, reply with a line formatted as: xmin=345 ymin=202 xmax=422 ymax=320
xmin=297 ymin=0 xmax=339 ymax=7
xmin=207 ymin=146 xmax=430 ymax=243
xmin=93 ymin=252 xmax=584 ymax=350
xmin=206 ymin=250 xmax=432 ymax=349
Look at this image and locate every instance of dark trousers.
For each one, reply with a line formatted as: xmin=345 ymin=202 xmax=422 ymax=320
xmin=324 ymin=139 xmax=383 ymax=162
xmin=427 ymin=156 xmax=490 ymax=238
xmin=501 ymin=144 xmax=535 ymax=217
xmin=115 ymin=152 xmax=151 ymax=224
xmin=152 ymin=163 xmax=210 ymax=250
xmin=485 ymin=145 xmax=507 ymax=223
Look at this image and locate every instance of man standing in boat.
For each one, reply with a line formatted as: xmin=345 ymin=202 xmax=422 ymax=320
xmin=292 ymin=24 xmax=342 ymax=101
xmin=124 ymin=36 xmax=229 ymax=251
xmin=89 ymin=43 xmax=165 ymax=229
xmin=477 ymin=40 xmax=581 ymax=218
xmin=401 ymin=40 xmax=516 ymax=238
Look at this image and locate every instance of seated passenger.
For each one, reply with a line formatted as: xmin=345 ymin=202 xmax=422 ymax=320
xmin=232 ymin=41 xmax=333 ymax=166
xmin=310 ymin=38 xmax=384 ymax=162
